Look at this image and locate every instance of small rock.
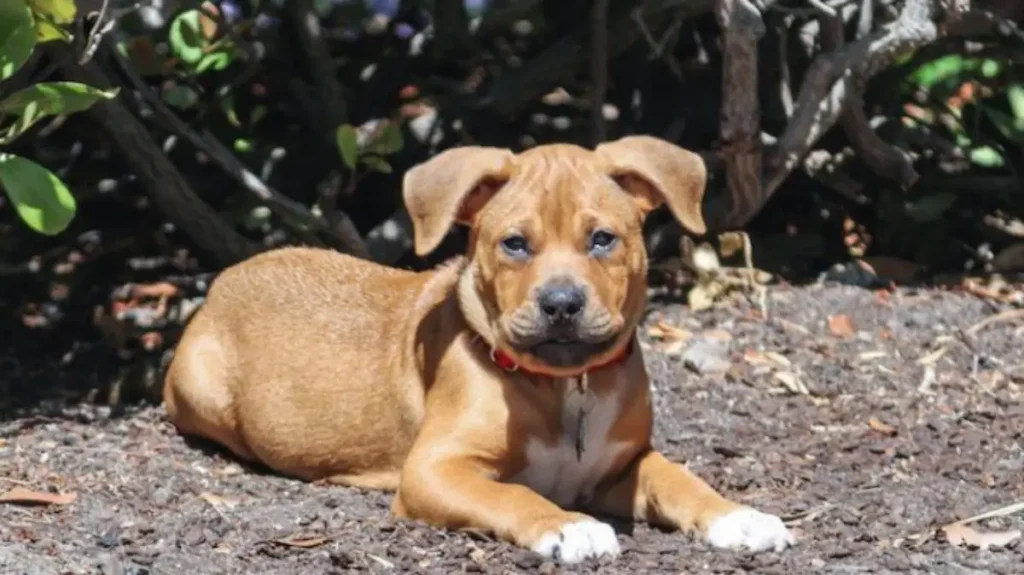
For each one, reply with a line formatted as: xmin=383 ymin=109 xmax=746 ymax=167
xmin=182 ymin=525 xmax=206 ymax=546
xmin=510 ymin=549 xmax=542 ymax=569
xmin=150 ymin=487 xmax=173 ymax=507
xmin=98 ymin=527 xmax=120 ymax=549
xmin=98 ymin=554 xmax=124 ymax=575
xmin=330 ymin=547 xmax=355 ymax=568
xmin=682 ymin=337 xmax=731 ymax=374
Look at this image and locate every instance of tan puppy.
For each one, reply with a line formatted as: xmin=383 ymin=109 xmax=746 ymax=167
xmin=164 ymin=136 xmax=794 ymax=563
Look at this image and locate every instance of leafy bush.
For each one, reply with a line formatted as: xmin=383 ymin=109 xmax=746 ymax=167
xmin=0 ymin=0 xmax=116 ymax=235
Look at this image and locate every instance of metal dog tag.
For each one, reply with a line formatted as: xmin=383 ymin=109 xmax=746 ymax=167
xmin=574 ymin=375 xmax=596 ymax=461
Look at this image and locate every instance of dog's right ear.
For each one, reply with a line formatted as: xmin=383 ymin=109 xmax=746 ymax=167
xmin=403 ymin=146 xmax=514 ymax=257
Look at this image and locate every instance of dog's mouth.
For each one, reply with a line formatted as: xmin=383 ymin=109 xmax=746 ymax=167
xmin=524 ymin=336 xmax=616 ymax=369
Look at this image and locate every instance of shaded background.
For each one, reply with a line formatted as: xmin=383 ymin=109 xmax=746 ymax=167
xmin=1 ymin=0 xmax=1023 ymax=411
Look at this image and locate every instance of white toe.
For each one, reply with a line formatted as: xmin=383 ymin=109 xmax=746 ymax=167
xmin=706 ymin=507 xmax=795 ymax=552
xmin=532 ymin=520 xmax=621 ymax=564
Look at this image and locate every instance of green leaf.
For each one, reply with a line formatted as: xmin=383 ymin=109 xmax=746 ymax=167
xmin=0 ymin=81 xmax=118 ymax=143
xmin=981 ymin=58 xmax=1001 ymax=79
xmin=1008 ymin=84 xmax=1024 ymax=125
xmin=162 ymin=84 xmax=199 ymax=110
xmin=233 ymin=138 xmax=252 ymax=153
xmin=970 ymin=146 xmax=1005 ymax=168
xmin=904 ymin=193 xmax=958 ymax=223
xmin=0 ymin=153 xmax=76 ymax=235
xmin=368 ymin=122 xmax=404 ymax=155
xmin=0 ymin=81 xmax=118 ymax=115
xmin=196 ymin=50 xmax=232 ymax=73
xmin=220 ymin=93 xmax=241 ymax=127
xmin=362 ymin=155 xmax=392 ymax=174
xmin=27 ymin=0 xmax=75 ymax=43
xmin=169 ymin=10 xmax=206 ymax=65
xmin=0 ymin=0 xmax=37 ymax=81
xmin=33 ymin=18 xmax=71 ymax=43
xmin=250 ymin=105 xmax=267 ymax=127
xmin=980 ymin=106 xmax=1023 ymax=144
xmin=335 ymin=124 xmax=359 ymax=170
xmin=26 ymin=0 xmax=76 ymax=24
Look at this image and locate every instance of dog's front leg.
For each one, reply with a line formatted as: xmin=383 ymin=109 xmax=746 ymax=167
xmin=591 ymin=449 xmax=794 ymax=552
xmin=393 ymin=459 xmax=621 ymax=564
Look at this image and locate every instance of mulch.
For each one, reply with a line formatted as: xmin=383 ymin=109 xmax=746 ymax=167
xmin=2 ymin=282 xmax=1023 ymax=574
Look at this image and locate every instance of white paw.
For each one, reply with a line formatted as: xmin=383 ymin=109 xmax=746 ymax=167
xmin=532 ymin=520 xmax=621 ymax=564
xmin=706 ymin=507 xmax=795 ymax=553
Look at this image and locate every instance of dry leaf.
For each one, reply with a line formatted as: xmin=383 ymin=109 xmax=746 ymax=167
xmin=827 ymin=314 xmax=857 ymax=338
xmin=718 ymin=231 xmax=746 ymax=259
xmin=0 ymin=487 xmax=76 ymax=506
xmin=689 ymin=242 xmax=721 ymax=274
xmin=867 ymin=417 xmax=898 ymax=436
xmin=703 ymin=329 xmax=733 ymax=342
xmin=763 ymin=351 xmax=791 ymax=367
xmin=646 ymin=320 xmax=691 ymax=342
xmin=773 ymin=371 xmax=810 ymax=395
xmin=743 ymin=350 xmax=771 ymax=366
xmin=942 ymin=523 xmax=1021 ymax=550
xmin=274 ymin=534 xmax=329 ymax=548
xmin=687 ymin=283 xmax=717 ymax=312
xmin=198 ymin=491 xmax=238 ymax=508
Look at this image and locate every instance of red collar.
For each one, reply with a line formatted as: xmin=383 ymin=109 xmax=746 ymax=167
xmin=481 ymin=335 xmax=635 ymax=378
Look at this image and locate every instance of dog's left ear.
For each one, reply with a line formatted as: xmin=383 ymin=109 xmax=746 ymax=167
xmin=403 ymin=146 xmax=514 ymax=256
xmin=595 ymin=135 xmax=707 ymax=235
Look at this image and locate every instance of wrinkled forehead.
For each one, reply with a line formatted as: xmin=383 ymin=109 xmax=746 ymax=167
xmin=477 ymin=145 xmax=633 ymax=235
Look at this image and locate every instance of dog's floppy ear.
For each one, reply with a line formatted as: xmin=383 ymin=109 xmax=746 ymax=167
xmin=595 ymin=135 xmax=707 ymax=235
xmin=403 ymin=146 xmax=514 ymax=256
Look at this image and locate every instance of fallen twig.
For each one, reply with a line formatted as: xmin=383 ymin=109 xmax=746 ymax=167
xmin=966 ymin=309 xmax=1024 ymax=337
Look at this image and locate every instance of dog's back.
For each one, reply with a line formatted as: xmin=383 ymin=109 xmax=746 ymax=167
xmin=164 ymin=246 xmax=457 ymax=488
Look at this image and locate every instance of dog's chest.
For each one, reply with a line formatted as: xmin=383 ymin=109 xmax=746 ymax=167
xmin=509 ymin=380 xmax=630 ymax=508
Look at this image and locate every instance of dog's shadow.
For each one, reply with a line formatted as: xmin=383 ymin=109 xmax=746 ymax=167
xmin=179 ymin=434 xmax=281 ymax=480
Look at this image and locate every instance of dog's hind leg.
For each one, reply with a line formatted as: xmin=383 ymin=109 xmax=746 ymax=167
xmin=163 ymin=314 xmax=256 ymax=462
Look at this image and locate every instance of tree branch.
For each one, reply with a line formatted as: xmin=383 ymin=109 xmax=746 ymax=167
xmin=101 ymin=39 xmax=369 ymax=259
xmin=285 ymin=0 xmax=347 ymax=135
xmin=763 ymin=0 xmax=967 ymax=202
xmin=820 ymin=1 xmax=920 ymax=190
xmin=48 ymin=47 xmax=257 ymax=267
xmin=712 ymin=0 xmax=768 ymax=230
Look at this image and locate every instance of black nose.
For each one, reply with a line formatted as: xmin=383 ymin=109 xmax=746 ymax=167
xmin=538 ymin=283 xmax=586 ymax=322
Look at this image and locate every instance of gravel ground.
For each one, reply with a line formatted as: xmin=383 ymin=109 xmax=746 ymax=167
xmin=2 ymin=283 xmax=1023 ymax=574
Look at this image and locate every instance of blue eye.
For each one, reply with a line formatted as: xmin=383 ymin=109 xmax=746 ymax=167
xmin=501 ymin=234 xmax=530 ymax=257
xmin=588 ymin=229 xmax=618 ymax=254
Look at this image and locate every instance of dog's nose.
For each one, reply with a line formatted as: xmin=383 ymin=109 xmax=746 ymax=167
xmin=538 ymin=283 xmax=586 ymax=322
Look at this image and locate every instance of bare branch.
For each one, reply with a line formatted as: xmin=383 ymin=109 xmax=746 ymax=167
xmin=103 ymin=38 xmax=369 ymax=259
xmin=285 ymin=0 xmax=348 ymax=136
xmin=713 ymin=0 xmax=768 ymax=230
xmin=819 ymin=1 xmax=920 ymax=189
xmin=764 ymin=0 xmax=966 ymax=200
xmin=49 ymin=47 xmax=257 ymax=266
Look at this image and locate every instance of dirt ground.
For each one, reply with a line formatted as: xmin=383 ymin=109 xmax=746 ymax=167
xmin=2 ymin=282 xmax=1023 ymax=574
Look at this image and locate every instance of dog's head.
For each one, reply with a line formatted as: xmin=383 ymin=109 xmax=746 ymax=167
xmin=404 ymin=136 xmax=707 ymax=376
